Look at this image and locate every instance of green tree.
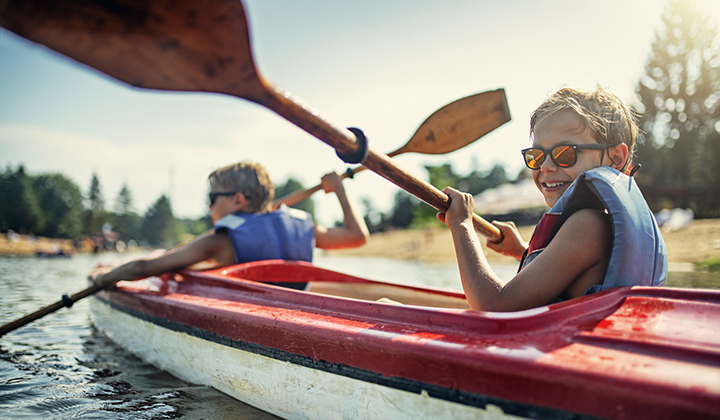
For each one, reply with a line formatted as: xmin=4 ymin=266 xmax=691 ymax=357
xmin=407 ymin=163 xmax=510 ymax=227
xmin=178 ymin=216 xmax=212 ymax=237
xmin=274 ymin=177 xmax=316 ymax=217
xmin=114 ymin=183 xmax=133 ymax=214
xmin=410 ymin=164 xmax=460 ymax=226
xmin=32 ymin=173 xmax=83 ymax=239
xmin=457 ymin=164 xmax=509 ymax=196
xmin=425 ymin=163 xmax=459 ymax=190
xmin=0 ymin=166 xmax=45 ymax=234
xmin=388 ymin=191 xmax=418 ymax=229
xmin=635 ymin=0 xmax=720 ymax=217
xmin=83 ymin=173 xmax=106 ymax=235
xmin=112 ymin=183 xmax=142 ymax=242
xmin=360 ymin=196 xmax=384 ymax=233
xmin=141 ymin=195 xmax=179 ymax=247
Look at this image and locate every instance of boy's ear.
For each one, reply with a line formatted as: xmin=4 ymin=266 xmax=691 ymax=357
xmin=234 ymin=192 xmax=248 ymax=211
xmin=608 ymin=143 xmax=629 ymax=170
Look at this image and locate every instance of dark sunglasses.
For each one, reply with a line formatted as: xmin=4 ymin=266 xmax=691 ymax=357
xmin=209 ymin=191 xmax=238 ymax=206
xmin=521 ymin=144 xmax=613 ymax=170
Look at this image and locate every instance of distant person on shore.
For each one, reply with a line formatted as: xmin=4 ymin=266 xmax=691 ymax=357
xmin=437 ymin=86 xmax=667 ymax=311
xmin=89 ymin=161 xmax=369 ymax=287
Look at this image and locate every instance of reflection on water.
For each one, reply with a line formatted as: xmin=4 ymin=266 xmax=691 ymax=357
xmin=1 ymin=252 xmax=718 ymax=419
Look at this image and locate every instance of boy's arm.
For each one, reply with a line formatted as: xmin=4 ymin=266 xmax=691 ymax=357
xmin=89 ymin=231 xmax=235 ymax=287
xmin=439 ymin=187 xmax=609 ymax=311
xmin=314 ymin=172 xmax=369 ymax=250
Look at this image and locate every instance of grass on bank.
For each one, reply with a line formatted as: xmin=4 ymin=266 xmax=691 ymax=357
xmin=698 ymin=257 xmax=720 ymax=272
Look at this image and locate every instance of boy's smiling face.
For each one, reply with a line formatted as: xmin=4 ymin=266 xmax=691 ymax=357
xmin=531 ymin=109 xmax=609 ymax=207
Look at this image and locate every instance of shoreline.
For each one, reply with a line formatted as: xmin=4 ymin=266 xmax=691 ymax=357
xmin=324 ymin=219 xmax=720 ymax=270
xmin=0 ymin=233 xmax=77 ymax=257
xmin=2 ymin=219 xmax=718 ymax=270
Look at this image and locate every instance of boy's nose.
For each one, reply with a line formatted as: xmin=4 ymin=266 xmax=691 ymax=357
xmin=540 ymin=155 xmax=557 ymax=171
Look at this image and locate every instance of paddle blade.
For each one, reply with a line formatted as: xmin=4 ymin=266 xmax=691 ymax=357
xmin=396 ymin=89 xmax=511 ymax=156
xmin=0 ymin=0 xmax=269 ymax=101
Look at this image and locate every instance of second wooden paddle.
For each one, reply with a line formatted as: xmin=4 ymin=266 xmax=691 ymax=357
xmin=273 ymin=89 xmax=510 ymax=209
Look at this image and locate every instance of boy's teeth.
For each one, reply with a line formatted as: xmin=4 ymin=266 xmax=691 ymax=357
xmin=545 ymin=182 xmax=564 ymax=188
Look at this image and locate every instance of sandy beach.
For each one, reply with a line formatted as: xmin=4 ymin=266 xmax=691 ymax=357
xmin=324 ymin=219 xmax=720 ymax=269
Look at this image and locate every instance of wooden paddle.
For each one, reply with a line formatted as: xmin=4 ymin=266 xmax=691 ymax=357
xmin=0 ymin=1 xmax=508 ymax=336
xmin=272 ymin=89 xmax=510 ymax=209
xmin=0 ymin=284 xmax=107 ymax=337
xmin=0 ymin=0 xmax=506 ymax=240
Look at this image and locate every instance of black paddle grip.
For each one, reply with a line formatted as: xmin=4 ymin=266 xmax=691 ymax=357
xmin=336 ymin=127 xmax=368 ymax=164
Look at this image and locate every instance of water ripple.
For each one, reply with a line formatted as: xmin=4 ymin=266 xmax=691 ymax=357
xmin=0 ymin=253 xmax=278 ymax=419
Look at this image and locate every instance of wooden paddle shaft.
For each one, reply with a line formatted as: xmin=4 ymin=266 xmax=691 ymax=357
xmin=273 ymin=89 xmax=512 ymax=210
xmin=364 ymin=150 xmax=501 ymax=240
xmin=259 ymin=86 xmax=503 ymax=242
xmin=0 ymin=284 xmax=106 ymax=337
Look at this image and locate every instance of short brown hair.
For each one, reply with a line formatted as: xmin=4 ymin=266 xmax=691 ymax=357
xmin=208 ymin=161 xmax=273 ymax=213
xmin=530 ymin=86 xmax=638 ymax=171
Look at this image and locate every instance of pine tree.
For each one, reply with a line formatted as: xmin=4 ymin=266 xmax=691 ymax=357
xmin=32 ymin=173 xmax=83 ymax=239
xmin=274 ymin=177 xmax=316 ymax=217
xmin=141 ymin=195 xmax=179 ymax=247
xmin=83 ymin=173 xmax=106 ymax=235
xmin=112 ymin=183 xmax=142 ymax=242
xmin=635 ymin=0 xmax=720 ymax=217
xmin=0 ymin=166 xmax=45 ymax=234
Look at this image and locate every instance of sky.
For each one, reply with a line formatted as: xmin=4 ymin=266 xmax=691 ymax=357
xmin=1 ymin=0 xmax=717 ymax=226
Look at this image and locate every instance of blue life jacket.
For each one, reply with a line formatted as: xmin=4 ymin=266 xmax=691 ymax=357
xmin=520 ymin=166 xmax=668 ymax=295
xmin=214 ymin=205 xmax=315 ymax=263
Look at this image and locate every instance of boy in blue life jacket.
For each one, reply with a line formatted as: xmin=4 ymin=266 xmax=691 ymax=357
xmin=437 ymin=86 xmax=667 ymax=311
xmin=90 ymin=161 xmax=369 ymax=287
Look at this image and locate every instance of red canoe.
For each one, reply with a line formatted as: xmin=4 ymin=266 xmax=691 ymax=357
xmin=90 ymin=260 xmax=720 ymax=420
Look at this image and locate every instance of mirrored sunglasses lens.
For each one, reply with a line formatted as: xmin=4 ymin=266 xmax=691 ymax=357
xmin=524 ymin=149 xmax=545 ymax=169
xmin=551 ymin=146 xmax=576 ymax=167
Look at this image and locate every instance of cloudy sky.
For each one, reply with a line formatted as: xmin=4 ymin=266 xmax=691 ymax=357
xmin=2 ymin=0 xmax=716 ymax=225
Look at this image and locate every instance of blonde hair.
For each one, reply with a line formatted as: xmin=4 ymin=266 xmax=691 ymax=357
xmin=530 ymin=86 xmax=638 ymax=171
xmin=208 ymin=161 xmax=273 ymax=213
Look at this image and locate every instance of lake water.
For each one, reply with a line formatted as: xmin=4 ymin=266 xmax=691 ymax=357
xmin=1 ymin=252 xmax=718 ymax=419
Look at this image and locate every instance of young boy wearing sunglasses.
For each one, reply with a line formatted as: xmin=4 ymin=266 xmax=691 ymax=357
xmin=438 ymin=86 xmax=667 ymax=311
xmin=90 ymin=161 xmax=369 ymax=287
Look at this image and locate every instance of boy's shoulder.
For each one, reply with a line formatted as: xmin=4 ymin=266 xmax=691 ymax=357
xmin=215 ymin=208 xmax=312 ymax=232
xmin=214 ymin=213 xmax=247 ymax=230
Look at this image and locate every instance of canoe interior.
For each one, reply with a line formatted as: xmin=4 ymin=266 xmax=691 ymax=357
xmin=185 ymin=260 xmax=470 ymax=309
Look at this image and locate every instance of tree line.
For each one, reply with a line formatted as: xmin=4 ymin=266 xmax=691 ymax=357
xmin=0 ymin=162 xmax=518 ymax=246
xmin=0 ymin=166 xmax=210 ymax=248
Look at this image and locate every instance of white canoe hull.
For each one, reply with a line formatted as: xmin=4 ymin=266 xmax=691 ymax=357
xmin=90 ymin=297 xmax=524 ymax=420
